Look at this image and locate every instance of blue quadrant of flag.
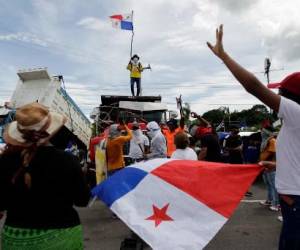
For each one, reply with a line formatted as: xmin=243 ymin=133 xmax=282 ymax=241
xmin=121 ymin=21 xmax=133 ymax=30
xmin=92 ymin=167 xmax=147 ymax=207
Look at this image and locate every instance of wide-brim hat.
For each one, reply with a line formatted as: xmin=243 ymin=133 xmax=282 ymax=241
xmin=3 ymin=102 xmax=66 ymax=147
xmin=131 ymin=54 xmax=139 ymax=60
xmin=267 ymin=72 xmax=300 ymax=96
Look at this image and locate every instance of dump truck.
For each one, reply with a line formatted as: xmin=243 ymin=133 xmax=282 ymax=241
xmin=0 ymin=68 xmax=91 ymax=150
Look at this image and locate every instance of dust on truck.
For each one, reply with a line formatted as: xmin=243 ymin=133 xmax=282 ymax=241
xmin=7 ymin=68 xmax=91 ymax=150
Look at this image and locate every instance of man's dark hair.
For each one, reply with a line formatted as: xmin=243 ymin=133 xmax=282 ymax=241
xmin=174 ymin=132 xmax=189 ymax=149
xmin=280 ymin=88 xmax=300 ymax=105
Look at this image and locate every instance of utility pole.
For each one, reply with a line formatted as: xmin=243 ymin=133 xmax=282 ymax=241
xmin=264 ymin=58 xmax=271 ymax=84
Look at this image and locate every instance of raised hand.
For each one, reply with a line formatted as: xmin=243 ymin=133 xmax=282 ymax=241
xmin=207 ymin=24 xmax=226 ymax=60
xmin=258 ymin=161 xmax=276 ymax=171
xmin=190 ymin=112 xmax=199 ymax=118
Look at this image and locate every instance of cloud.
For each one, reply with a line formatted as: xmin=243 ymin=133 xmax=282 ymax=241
xmin=188 ymin=87 xmax=262 ymax=115
xmin=77 ymin=17 xmax=110 ymax=31
xmin=0 ymin=63 xmax=19 ymax=105
xmin=1 ymin=0 xmax=300 ymax=119
xmin=192 ymin=0 xmax=219 ymax=30
xmin=248 ymin=0 xmax=300 ymax=62
xmin=165 ymin=32 xmax=205 ymax=52
xmin=262 ymin=25 xmax=300 ymax=62
xmin=151 ymin=64 xmax=178 ymax=73
xmin=0 ymin=32 xmax=48 ymax=47
xmin=210 ymin=0 xmax=258 ymax=13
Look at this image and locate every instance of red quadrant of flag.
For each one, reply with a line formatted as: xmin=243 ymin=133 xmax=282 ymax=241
xmin=151 ymin=160 xmax=262 ymax=218
xmin=110 ymin=15 xmax=123 ymax=20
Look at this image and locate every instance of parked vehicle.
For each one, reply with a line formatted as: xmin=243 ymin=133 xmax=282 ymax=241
xmin=1 ymin=68 xmax=91 ymax=150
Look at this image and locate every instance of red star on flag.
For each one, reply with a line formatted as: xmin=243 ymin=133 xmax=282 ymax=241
xmin=146 ymin=203 xmax=174 ymax=227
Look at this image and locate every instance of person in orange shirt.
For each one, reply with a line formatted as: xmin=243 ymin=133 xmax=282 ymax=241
xmin=162 ymin=118 xmax=184 ymax=157
xmin=259 ymin=126 xmax=278 ymax=211
xmin=106 ymin=123 xmax=132 ymax=176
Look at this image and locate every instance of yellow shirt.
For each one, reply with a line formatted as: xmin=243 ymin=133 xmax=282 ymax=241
xmin=260 ymin=137 xmax=276 ymax=161
xmin=107 ymin=127 xmax=132 ymax=171
xmin=127 ymin=62 xmax=143 ymax=78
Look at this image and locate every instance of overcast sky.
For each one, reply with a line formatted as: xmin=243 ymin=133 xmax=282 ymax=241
xmin=0 ymin=0 xmax=299 ymax=118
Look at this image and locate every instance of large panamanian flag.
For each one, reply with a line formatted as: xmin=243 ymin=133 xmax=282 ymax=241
xmin=92 ymin=159 xmax=261 ymax=250
xmin=109 ymin=13 xmax=133 ymax=31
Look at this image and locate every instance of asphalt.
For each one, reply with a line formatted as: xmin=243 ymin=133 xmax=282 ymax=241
xmin=0 ymin=177 xmax=282 ymax=250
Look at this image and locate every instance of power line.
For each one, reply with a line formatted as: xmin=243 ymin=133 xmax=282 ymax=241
xmin=166 ymin=101 xmax=260 ymax=105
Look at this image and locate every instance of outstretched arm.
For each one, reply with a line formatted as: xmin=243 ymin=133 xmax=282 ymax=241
xmin=127 ymin=61 xmax=132 ymax=70
xmin=207 ymin=25 xmax=280 ymax=113
xmin=259 ymin=161 xmax=276 ymax=171
xmin=197 ymin=116 xmax=211 ymax=127
xmin=118 ymin=125 xmax=132 ymax=142
xmin=191 ymin=112 xmax=211 ymax=127
xmin=179 ymin=117 xmax=185 ymax=129
xmin=138 ymin=63 xmax=144 ymax=72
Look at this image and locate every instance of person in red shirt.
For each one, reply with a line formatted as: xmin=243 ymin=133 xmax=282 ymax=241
xmin=190 ymin=112 xmax=212 ymax=138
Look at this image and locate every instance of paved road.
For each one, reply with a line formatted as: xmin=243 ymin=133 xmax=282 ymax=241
xmin=0 ymin=178 xmax=282 ymax=250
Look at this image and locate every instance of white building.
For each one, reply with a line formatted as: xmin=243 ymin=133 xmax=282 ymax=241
xmin=10 ymin=68 xmax=91 ymax=147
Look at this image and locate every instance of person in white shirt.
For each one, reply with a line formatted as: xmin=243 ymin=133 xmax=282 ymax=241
xmin=208 ymin=24 xmax=300 ymax=249
xmin=146 ymin=121 xmax=167 ymax=159
xmin=129 ymin=122 xmax=149 ymax=162
xmin=171 ymin=132 xmax=198 ymax=160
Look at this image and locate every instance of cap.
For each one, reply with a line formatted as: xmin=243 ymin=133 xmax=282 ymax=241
xmin=268 ymin=72 xmax=300 ymax=96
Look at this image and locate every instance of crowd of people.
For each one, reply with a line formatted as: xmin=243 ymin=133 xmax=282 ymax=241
xmin=0 ymin=24 xmax=300 ymax=250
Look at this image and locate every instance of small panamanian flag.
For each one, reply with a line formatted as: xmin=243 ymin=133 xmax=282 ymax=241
xmin=109 ymin=13 xmax=133 ymax=31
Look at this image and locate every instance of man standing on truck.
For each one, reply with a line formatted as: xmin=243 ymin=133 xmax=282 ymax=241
xmin=127 ymin=54 xmax=143 ymax=96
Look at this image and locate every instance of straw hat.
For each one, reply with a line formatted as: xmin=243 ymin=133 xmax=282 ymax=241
xmin=4 ymin=102 xmax=66 ymax=147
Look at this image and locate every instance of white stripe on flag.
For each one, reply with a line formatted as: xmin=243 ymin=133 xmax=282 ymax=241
xmin=130 ymin=158 xmax=173 ymax=173
xmin=122 ymin=13 xmax=133 ymax=22
xmin=111 ymin=174 xmax=227 ymax=250
xmin=110 ymin=19 xmax=121 ymax=29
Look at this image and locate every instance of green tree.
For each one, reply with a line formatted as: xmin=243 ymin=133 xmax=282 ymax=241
xmin=182 ymin=102 xmax=191 ymax=126
xmin=201 ymin=104 xmax=273 ymax=130
xmin=202 ymin=107 xmax=226 ymax=126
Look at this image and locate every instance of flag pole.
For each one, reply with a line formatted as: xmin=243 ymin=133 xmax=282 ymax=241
xmin=130 ymin=10 xmax=134 ymax=58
